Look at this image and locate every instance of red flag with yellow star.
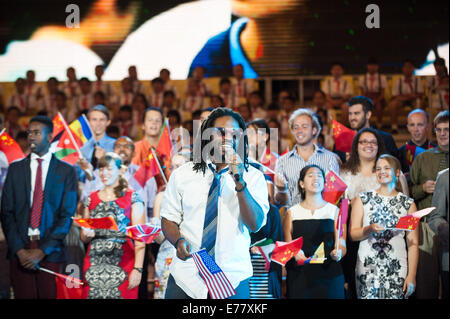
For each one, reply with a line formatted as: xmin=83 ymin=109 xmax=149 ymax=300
xmin=393 ymin=207 xmax=435 ymax=231
xmin=323 ymin=170 xmax=348 ymax=205
xmin=73 ymin=216 xmax=119 ymax=231
xmin=134 ymin=152 xmax=161 ymax=188
xmin=52 ymin=114 xmax=65 ymax=139
xmin=0 ymin=130 xmax=25 ymax=164
xmin=332 ymin=120 xmax=356 ymax=153
xmin=395 ymin=215 xmax=420 ymax=231
xmin=271 ymin=237 xmax=303 ymax=266
xmin=156 ymin=120 xmax=173 ymax=160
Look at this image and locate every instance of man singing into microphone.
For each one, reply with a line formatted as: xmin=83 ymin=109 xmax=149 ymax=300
xmin=160 ymin=107 xmax=270 ymax=299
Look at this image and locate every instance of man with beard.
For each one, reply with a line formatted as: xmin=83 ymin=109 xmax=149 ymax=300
xmin=161 ymin=107 xmax=269 ymax=299
xmin=274 ymin=108 xmax=340 ymax=207
xmin=347 ymin=96 xmax=399 ymax=158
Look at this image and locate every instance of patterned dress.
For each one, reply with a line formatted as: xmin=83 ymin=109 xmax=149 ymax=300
xmin=356 ymin=191 xmax=413 ymax=299
xmin=82 ymin=190 xmax=143 ymax=299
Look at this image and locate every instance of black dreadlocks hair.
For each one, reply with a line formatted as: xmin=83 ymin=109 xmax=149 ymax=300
xmin=193 ymin=107 xmax=249 ymax=175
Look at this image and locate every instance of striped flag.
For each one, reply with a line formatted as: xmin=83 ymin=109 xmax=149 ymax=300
xmin=192 ymin=249 xmax=236 ymax=299
xmin=125 ymin=223 xmax=161 ymax=244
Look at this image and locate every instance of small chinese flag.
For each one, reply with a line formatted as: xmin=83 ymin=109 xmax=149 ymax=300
xmin=271 ymin=237 xmax=303 ymax=266
xmin=73 ymin=216 xmax=119 ymax=231
xmin=156 ymin=121 xmax=173 ymax=160
xmin=332 ymin=120 xmax=356 ymax=153
xmin=323 ymin=170 xmax=348 ymax=205
xmin=394 ymin=207 xmax=435 ymax=231
xmin=52 ymin=114 xmax=66 ymax=139
xmin=134 ymin=152 xmax=161 ymax=188
xmin=0 ymin=131 xmax=25 ymax=164
xmin=395 ymin=215 xmax=420 ymax=231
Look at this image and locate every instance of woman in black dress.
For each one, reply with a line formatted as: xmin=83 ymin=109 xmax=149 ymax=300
xmin=283 ymin=165 xmax=346 ymax=298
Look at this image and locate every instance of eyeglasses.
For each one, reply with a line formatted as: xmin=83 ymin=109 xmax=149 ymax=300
xmin=211 ymin=127 xmax=243 ymax=138
xmin=358 ymin=140 xmax=378 ymax=146
xmin=435 ymin=127 xmax=449 ymax=134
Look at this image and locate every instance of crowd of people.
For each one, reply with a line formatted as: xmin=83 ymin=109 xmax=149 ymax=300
xmin=0 ymin=57 xmax=448 ymax=300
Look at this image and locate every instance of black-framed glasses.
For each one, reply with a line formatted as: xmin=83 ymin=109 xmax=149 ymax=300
xmin=358 ymin=140 xmax=378 ymax=146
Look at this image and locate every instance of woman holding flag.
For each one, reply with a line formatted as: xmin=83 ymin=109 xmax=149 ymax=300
xmin=80 ymin=152 xmax=146 ymax=299
xmin=283 ymin=164 xmax=346 ymax=299
xmin=349 ymin=154 xmax=419 ymax=299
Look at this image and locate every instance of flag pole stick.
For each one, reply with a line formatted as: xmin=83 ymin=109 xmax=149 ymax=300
xmin=37 ymin=265 xmax=84 ymax=286
xmin=0 ymin=128 xmax=5 ymax=136
xmin=58 ymin=112 xmax=83 ymax=159
xmin=336 ymin=214 xmax=341 ymax=254
xmin=151 ymin=147 xmax=168 ymax=184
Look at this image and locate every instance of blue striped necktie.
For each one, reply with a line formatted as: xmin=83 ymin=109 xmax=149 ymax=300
xmin=201 ymin=164 xmax=229 ymax=258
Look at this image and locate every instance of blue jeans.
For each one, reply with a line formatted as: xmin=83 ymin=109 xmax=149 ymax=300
xmin=165 ymin=274 xmax=250 ymax=299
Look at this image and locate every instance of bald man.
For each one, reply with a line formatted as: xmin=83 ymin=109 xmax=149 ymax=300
xmin=398 ymin=109 xmax=436 ymax=182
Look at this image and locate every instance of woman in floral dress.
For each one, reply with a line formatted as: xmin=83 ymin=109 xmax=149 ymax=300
xmin=350 ymin=154 xmax=419 ymax=299
xmin=80 ymin=153 xmax=146 ymax=299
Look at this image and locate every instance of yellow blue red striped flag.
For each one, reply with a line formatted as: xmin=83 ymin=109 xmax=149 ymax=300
xmin=69 ymin=114 xmax=92 ymax=145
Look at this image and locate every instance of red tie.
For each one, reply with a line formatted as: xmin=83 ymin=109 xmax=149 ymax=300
xmin=30 ymin=158 xmax=44 ymax=230
xmin=154 ymin=94 xmax=159 ymax=107
xmin=238 ymin=82 xmax=242 ymax=96
xmin=125 ymin=95 xmax=129 ymax=105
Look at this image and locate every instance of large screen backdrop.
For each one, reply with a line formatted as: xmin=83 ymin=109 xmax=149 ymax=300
xmin=0 ymin=0 xmax=448 ymax=81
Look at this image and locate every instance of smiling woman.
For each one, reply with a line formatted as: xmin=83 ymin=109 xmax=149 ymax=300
xmin=80 ymin=152 xmax=146 ymax=299
xmin=349 ymin=154 xmax=419 ymax=299
xmin=283 ymin=164 xmax=346 ymax=299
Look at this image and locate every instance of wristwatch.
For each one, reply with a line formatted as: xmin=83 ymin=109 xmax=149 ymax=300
xmin=133 ymin=267 xmax=143 ymax=273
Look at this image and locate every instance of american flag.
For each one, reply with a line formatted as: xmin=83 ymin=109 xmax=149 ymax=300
xmin=192 ymin=249 xmax=236 ymax=299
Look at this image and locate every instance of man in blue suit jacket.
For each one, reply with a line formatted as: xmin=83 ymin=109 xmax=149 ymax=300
xmin=0 ymin=115 xmax=78 ymax=299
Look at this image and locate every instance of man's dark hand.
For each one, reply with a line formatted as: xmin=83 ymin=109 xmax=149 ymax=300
xmin=176 ymin=239 xmax=192 ymax=261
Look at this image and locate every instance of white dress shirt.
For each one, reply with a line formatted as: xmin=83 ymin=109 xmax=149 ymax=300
xmin=160 ymin=161 xmax=270 ymax=299
xmin=28 ymin=151 xmax=52 ymax=235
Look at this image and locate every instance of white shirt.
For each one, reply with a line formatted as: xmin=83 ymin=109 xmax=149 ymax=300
xmin=391 ymin=75 xmax=424 ymax=96
xmin=28 ymin=151 xmax=52 ymax=235
xmin=231 ymin=78 xmax=254 ymax=99
xmin=321 ymin=77 xmax=353 ymax=98
xmin=160 ymin=161 xmax=270 ymax=299
xmin=148 ymin=92 xmax=164 ymax=107
xmin=358 ymin=73 xmax=388 ymax=93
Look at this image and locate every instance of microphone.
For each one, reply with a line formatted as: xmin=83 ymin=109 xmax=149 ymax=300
xmin=222 ymin=139 xmax=241 ymax=181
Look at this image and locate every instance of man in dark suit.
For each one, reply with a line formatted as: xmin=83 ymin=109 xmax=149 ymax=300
xmin=0 ymin=115 xmax=78 ymax=299
xmin=347 ymin=96 xmax=399 ymax=158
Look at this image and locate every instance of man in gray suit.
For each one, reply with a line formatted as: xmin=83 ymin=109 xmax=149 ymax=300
xmin=429 ymin=168 xmax=449 ymax=299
